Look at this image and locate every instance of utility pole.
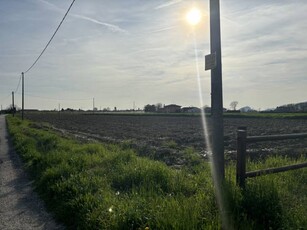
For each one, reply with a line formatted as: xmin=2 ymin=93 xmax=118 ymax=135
xmin=22 ymin=72 xmax=24 ymax=120
xmin=12 ymin=91 xmax=15 ymax=117
xmin=93 ymin=98 xmax=95 ymax=111
xmin=210 ymin=0 xmax=224 ymax=181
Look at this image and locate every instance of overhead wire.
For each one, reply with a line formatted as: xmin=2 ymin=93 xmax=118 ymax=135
xmin=24 ymin=0 xmax=76 ymax=74
xmin=7 ymin=0 xmax=77 ymax=109
xmin=0 ymin=74 xmax=20 ymax=103
xmin=14 ymin=74 xmax=22 ymax=93
xmin=1 ymin=0 xmax=76 ymax=109
xmin=15 ymin=92 xmax=92 ymax=102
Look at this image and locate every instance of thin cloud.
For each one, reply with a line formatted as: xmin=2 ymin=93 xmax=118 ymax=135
xmin=70 ymin=13 xmax=129 ymax=34
xmin=149 ymin=25 xmax=178 ymax=34
xmin=36 ymin=0 xmax=63 ymax=12
xmin=129 ymin=47 xmax=165 ymax=55
xmin=37 ymin=0 xmax=128 ymax=34
xmin=155 ymin=0 xmax=182 ymax=10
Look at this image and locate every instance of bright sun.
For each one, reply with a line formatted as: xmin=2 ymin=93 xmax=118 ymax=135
xmin=186 ymin=8 xmax=201 ymax=26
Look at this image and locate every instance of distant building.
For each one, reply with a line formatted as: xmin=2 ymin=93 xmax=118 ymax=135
xmin=181 ymin=107 xmax=201 ymax=113
xmin=163 ymin=104 xmax=181 ymax=113
xmin=275 ymin=104 xmax=296 ymax=113
xmin=295 ymin=102 xmax=307 ymax=112
xmin=239 ymin=106 xmax=257 ymax=113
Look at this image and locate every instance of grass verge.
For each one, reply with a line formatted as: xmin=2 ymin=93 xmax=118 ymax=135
xmin=6 ymin=115 xmax=307 ymax=229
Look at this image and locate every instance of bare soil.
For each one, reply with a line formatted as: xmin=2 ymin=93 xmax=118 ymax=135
xmin=25 ymin=113 xmax=307 ymax=166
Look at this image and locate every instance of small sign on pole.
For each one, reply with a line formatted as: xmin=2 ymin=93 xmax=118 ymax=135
xmin=205 ymin=52 xmax=216 ymax=71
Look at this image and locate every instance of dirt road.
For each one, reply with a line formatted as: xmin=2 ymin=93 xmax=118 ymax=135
xmin=0 ymin=115 xmax=63 ymax=230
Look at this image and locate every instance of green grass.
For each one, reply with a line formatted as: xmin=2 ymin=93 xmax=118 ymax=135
xmin=7 ymin=115 xmax=307 ymax=229
xmin=223 ymin=112 xmax=307 ymax=119
xmin=245 ymin=156 xmax=307 ymax=229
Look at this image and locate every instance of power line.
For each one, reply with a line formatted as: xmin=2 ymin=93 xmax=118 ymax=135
xmin=24 ymin=0 xmax=76 ymax=74
xmin=14 ymin=74 xmax=22 ymax=93
xmin=15 ymin=92 xmax=92 ymax=102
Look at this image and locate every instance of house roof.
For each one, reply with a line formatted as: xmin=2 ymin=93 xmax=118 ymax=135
xmin=164 ymin=104 xmax=181 ymax=108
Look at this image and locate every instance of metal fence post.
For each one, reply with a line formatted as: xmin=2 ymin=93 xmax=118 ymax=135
xmin=237 ymin=127 xmax=247 ymax=188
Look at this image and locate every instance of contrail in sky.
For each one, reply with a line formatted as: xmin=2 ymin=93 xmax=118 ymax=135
xmin=155 ymin=0 xmax=183 ymax=10
xmin=70 ymin=14 xmax=128 ymax=34
xmin=37 ymin=0 xmax=128 ymax=34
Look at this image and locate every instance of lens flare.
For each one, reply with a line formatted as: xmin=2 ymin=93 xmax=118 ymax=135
xmin=186 ymin=8 xmax=201 ymax=26
xmin=191 ymin=30 xmax=231 ymax=229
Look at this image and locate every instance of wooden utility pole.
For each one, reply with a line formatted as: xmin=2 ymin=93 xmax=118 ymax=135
xmin=12 ymin=91 xmax=15 ymax=117
xmin=22 ymin=72 xmax=24 ymax=120
xmin=210 ymin=0 xmax=225 ymax=181
xmin=237 ymin=127 xmax=247 ymax=188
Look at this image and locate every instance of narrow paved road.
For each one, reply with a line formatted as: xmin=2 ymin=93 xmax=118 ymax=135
xmin=0 ymin=115 xmax=63 ymax=230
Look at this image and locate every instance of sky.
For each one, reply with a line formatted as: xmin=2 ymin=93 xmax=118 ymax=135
xmin=0 ymin=0 xmax=306 ymax=111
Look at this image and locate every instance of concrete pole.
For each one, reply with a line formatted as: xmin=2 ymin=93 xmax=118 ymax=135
xmin=12 ymin=91 xmax=15 ymax=117
xmin=210 ymin=0 xmax=225 ymax=181
xmin=22 ymin=72 xmax=24 ymax=120
xmin=93 ymin=98 xmax=95 ymax=111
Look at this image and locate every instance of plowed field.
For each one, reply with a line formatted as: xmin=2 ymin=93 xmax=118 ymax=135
xmin=25 ymin=113 xmax=307 ymax=166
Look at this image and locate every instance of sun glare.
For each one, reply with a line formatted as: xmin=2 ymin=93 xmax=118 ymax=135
xmin=186 ymin=8 xmax=201 ymax=26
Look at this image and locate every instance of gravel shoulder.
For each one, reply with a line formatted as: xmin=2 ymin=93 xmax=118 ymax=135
xmin=0 ymin=115 xmax=64 ymax=230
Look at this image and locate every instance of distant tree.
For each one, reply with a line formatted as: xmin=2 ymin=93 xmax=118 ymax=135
xmin=156 ymin=103 xmax=162 ymax=109
xmin=102 ymin=107 xmax=111 ymax=112
xmin=6 ymin=104 xmax=18 ymax=114
xmin=230 ymin=101 xmax=238 ymax=110
xmin=156 ymin=103 xmax=163 ymax=112
xmin=144 ymin=104 xmax=156 ymax=112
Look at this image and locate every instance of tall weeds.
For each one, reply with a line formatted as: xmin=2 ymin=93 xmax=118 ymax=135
xmin=7 ymin=115 xmax=306 ymax=229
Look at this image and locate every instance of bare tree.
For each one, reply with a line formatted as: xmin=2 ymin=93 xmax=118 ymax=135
xmin=230 ymin=101 xmax=238 ymax=110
